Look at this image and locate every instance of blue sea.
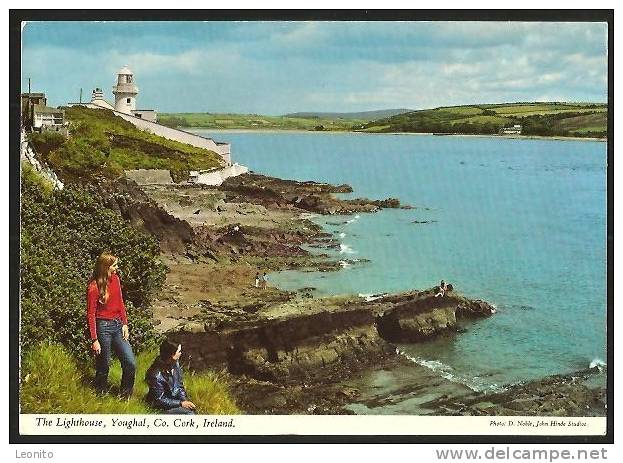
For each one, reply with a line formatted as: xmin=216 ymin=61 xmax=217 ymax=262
xmin=192 ymin=130 xmax=607 ymax=393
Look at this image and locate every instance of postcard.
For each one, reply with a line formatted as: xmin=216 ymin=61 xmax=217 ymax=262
xmin=11 ymin=11 xmax=612 ymax=443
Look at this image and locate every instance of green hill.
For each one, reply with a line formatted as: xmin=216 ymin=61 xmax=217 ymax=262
xmin=158 ymin=112 xmax=369 ymax=131
xmin=360 ymin=102 xmax=607 ymax=138
xmin=283 ymin=109 xmax=413 ymax=120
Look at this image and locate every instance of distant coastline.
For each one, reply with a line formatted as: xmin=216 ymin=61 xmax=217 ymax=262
xmin=164 ymin=102 xmax=607 ymax=141
xmin=186 ymin=127 xmax=607 ymax=142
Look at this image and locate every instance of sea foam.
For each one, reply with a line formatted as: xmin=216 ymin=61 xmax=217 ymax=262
xmin=589 ymin=358 xmax=606 ymax=371
xmin=396 ymin=349 xmax=506 ymax=393
xmin=346 ymin=214 xmax=360 ymax=225
xmin=339 ymin=243 xmax=356 ymax=254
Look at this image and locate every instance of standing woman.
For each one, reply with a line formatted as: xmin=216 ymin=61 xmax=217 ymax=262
xmin=87 ymin=252 xmax=136 ymax=397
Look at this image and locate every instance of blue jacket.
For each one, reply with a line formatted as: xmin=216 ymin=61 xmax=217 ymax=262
xmin=146 ymin=361 xmax=189 ymax=410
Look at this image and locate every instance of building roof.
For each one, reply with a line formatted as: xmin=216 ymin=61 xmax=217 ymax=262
xmin=118 ymin=65 xmax=133 ymax=75
xmin=34 ymin=104 xmax=64 ymax=115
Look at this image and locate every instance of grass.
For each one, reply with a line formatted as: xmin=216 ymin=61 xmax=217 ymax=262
xmin=158 ymin=112 xmax=367 ymax=131
xmin=30 ymin=107 xmax=224 ymax=182
xmin=21 ymin=344 xmax=239 ymax=414
xmin=435 ymin=106 xmax=484 ymax=116
xmin=453 ymin=115 xmax=510 ymax=125
xmin=554 ymin=112 xmax=607 ymax=132
xmin=489 ymin=103 xmax=604 ymax=115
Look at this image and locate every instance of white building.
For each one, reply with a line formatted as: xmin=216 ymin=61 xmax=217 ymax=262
xmin=112 ymin=66 xmax=158 ymax=122
xmin=113 ymin=66 xmax=138 ymax=114
xmin=66 ymin=65 xmax=235 ymax=169
xmin=89 ymin=88 xmax=114 ymax=110
xmin=501 ymin=124 xmax=522 ymax=135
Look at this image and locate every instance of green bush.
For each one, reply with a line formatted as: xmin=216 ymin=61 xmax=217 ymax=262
xmin=21 ymin=344 xmax=239 ymax=414
xmin=20 ymin=168 xmax=166 ymax=361
xmin=158 ymin=116 xmax=189 ymax=128
xmin=28 ymin=131 xmax=66 ymax=157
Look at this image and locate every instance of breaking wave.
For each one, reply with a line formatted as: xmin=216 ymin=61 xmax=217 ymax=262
xmin=358 ymin=293 xmax=387 ymax=302
xmin=339 ymin=243 xmax=356 ymax=254
xmin=396 ymin=348 xmax=506 ymax=393
xmin=346 ymin=214 xmax=360 ymax=225
xmin=589 ymin=358 xmax=606 ymax=371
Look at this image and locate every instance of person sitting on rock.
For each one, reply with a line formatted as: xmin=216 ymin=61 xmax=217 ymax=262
xmin=434 ymin=280 xmax=447 ymax=297
xmin=146 ymin=340 xmax=196 ymax=415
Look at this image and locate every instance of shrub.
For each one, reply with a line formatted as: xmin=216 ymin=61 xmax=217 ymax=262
xmin=20 ymin=170 xmax=166 ymax=361
xmin=21 ymin=344 xmax=239 ymax=414
xmin=28 ymin=131 xmax=66 ymax=157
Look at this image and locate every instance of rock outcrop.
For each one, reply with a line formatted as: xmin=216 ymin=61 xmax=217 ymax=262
xmin=374 ymin=291 xmax=495 ymax=342
xmin=220 ymin=173 xmax=410 ymax=214
xmin=421 ymin=368 xmax=606 ymax=417
xmin=169 ymin=290 xmax=495 ymax=384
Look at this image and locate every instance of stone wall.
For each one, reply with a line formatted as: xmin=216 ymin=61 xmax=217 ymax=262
xmin=125 ymin=169 xmax=174 ymax=185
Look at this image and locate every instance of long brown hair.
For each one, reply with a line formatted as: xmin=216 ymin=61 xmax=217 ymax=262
xmin=91 ymin=252 xmax=118 ymax=304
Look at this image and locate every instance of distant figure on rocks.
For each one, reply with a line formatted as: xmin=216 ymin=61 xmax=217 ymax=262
xmin=146 ymin=340 xmax=196 ymax=415
xmin=434 ymin=280 xmax=448 ymax=297
xmin=254 ymin=273 xmax=260 ymax=288
xmin=261 ymin=272 xmax=268 ymax=289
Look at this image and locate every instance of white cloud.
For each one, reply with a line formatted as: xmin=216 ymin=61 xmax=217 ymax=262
xmin=22 ymin=21 xmax=608 ymax=113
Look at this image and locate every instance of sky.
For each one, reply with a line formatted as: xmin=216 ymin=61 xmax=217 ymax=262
xmin=21 ymin=21 xmax=608 ymax=114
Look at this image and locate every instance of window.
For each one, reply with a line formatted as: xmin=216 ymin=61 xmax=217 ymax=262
xmin=127 ymin=75 xmax=133 ymax=83
xmin=127 ymin=98 xmax=131 ymax=104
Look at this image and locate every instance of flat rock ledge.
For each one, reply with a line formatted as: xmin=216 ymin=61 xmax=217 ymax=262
xmin=169 ymin=289 xmax=495 ymax=384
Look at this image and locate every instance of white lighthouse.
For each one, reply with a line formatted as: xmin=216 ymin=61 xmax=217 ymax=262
xmin=112 ymin=66 xmax=138 ymax=115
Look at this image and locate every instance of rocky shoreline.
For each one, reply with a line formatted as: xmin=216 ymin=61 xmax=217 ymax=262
xmin=110 ymin=169 xmax=605 ymax=416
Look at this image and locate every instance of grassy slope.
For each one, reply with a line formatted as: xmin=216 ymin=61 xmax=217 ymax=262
xmin=21 ymin=344 xmax=239 ymax=414
xmin=283 ymin=109 xmax=413 ymax=120
xmin=158 ymin=112 xmax=367 ymax=131
xmin=31 ymin=107 xmax=224 ymax=182
xmin=22 ymin=108 xmax=240 ymax=413
xmin=361 ymin=102 xmax=607 ymax=137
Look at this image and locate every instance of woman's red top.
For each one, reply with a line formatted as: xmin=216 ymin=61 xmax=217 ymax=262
xmin=86 ymin=273 xmax=129 ymax=340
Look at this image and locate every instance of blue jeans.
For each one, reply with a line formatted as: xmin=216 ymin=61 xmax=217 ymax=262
xmin=95 ymin=319 xmax=136 ymax=396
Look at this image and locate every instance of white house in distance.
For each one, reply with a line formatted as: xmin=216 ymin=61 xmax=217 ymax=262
xmin=67 ymin=66 xmax=248 ymax=184
xmin=500 ymin=124 xmax=522 ymax=135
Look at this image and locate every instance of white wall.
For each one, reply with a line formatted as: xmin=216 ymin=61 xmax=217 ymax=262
xmin=114 ymin=94 xmax=136 ymax=114
xmin=190 ymin=164 xmax=249 ymax=186
xmin=132 ymin=110 xmax=158 ymax=123
xmin=113 ymin=110 xmax=232 ymax=165
xmin=21 ymin=131 xmax=64 ymax=190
